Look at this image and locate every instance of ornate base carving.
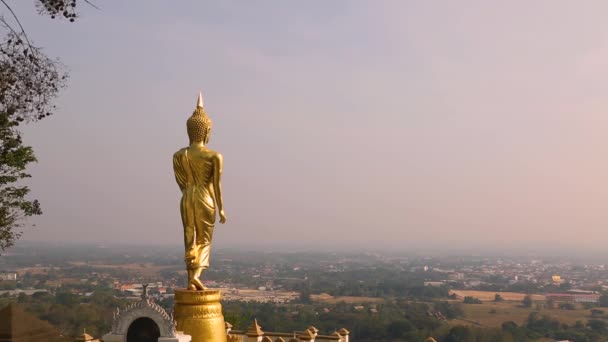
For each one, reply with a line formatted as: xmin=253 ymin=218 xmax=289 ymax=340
xmin=174 ymin=289 xmax=227 ymax=342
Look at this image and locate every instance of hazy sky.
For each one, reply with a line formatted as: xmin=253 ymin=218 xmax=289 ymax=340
xmin=6 ymin=1 xmax=608 ymax=251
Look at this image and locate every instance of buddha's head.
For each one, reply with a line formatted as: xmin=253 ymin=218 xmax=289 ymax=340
xmin=187 ymin=93 xmax=213 ymax=145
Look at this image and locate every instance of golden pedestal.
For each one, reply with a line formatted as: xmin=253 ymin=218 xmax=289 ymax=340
xmin=174 ymin=289 xmax=227 ymax=342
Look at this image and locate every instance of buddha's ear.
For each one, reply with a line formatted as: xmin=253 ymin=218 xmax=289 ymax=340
xmin=204 ymin=127 xmax=211 ymax=145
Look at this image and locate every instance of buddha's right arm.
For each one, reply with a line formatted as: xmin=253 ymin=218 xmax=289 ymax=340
xmin=212 ymin=153 xmax=225 ymax=217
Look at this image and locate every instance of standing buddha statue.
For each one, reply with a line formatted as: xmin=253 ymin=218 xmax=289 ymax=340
xmin=173 ymin=93 xmax=226 ymax=291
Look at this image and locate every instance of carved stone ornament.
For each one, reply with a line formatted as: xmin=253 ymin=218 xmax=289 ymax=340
xmin=111 ymin=298 xmax=177 ymax=337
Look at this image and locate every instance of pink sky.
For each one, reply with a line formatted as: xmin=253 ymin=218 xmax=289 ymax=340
xmin=4 ymin=1 xmax=608 ymax=253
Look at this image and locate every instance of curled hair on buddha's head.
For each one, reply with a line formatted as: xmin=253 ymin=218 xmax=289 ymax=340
xmin=187 ymin=92 xmax=213 ymax=144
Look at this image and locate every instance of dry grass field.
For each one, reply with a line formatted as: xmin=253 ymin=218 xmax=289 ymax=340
xmin=450 ymin=290 xmax=545 ymax=302
xmin=451 ymin=301 xmax=596 ymax=328
xmin=68 ymin=262 xmax=178 ymax=277
xmin=221 ymin=289 xmax=299 ymax=303
xmin=15 ymin=267 xmax=50 ymax=276
xmin=311 ymin=293 xmax=385 ymax=304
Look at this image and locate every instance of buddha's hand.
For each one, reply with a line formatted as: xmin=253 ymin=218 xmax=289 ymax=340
xmin=219 ymin=210 xmax=227 ymax=224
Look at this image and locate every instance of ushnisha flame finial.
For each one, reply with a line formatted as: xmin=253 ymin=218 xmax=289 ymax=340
xmin=197 ymin=92 xmax=204 ymax=109
xmin=187 ymin=91 xmax=212 ymax=144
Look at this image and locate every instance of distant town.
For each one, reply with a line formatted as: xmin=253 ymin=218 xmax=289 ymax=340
xmin=2 ymin=243 xmax=608 ymax=340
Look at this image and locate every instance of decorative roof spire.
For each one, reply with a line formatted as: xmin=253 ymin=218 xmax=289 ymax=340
xmin=197 ymin=92 xmax=204 ymax=109
xmin=142 ymin=284 xmax=149 ymax=299
xmin=246 ymin=318 xmax=264 ymax=337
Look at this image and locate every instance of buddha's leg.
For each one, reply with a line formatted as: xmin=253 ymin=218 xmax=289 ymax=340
xmin=197 ymin=223 xmax=214 ymax=270
xmin=191 ymin=221 xmax=214 ymax=290
xmin=184 ymin=226 xmax=197 ymax=290
xmin=184 ymin=225 xmax=196 ymax=266
xmin=185 ymin=228 xmax=198 ymax=290
xmin=186 ymin=220 xmax=205 ymax=290
xmin=181 ymin=200 xmax=198 ymax=290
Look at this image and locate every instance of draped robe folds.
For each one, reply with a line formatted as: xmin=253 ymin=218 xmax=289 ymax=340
xmin=173 ymin=147 xmax=217 ymax=270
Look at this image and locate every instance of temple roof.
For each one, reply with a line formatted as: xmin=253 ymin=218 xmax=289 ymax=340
xmin=337 ymin=328 xmax=350 ymax=335
xmin=298 ymin=329 xmax=315 ymax=341
xmin=74 ymin=331 xmax=98 ymax=342
xmin=0 ymin=302 xmax=70 ymax=342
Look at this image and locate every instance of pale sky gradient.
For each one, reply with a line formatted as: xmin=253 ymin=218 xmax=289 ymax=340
xmin=6 ymin=1 xmax=608 ymax=251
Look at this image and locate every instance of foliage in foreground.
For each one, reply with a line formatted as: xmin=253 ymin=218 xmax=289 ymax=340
xmin=3 ymin=290 xmax=608 ymax=341
xmin=0 ymin=0 xmax=82 ymax=249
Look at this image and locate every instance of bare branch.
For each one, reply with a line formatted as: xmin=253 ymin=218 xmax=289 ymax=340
xmin=83 ymin=0 xmax=100 ymax=10
xmin=0 ymin=17 xmax=20 ymax=37
xmin=0 ymin=0 xmax=33 ymax=51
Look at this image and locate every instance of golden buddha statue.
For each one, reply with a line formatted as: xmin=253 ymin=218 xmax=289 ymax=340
xmin=173 ymin=93 xmax=226 ymax=290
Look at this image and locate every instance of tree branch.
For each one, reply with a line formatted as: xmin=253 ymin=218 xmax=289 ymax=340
xmin=0 ymin=17 xmax=19 ymax=37
xmin=0 ymin=0 xmax=33 ymax=50
xmin=83 ymin=0 xmax=100 ymax=10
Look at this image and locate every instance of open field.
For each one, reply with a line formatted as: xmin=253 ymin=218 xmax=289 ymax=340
xmin=15 ymin=267 xmax=50 ymax=276
xmin=221 ymin=288 xmax=299 ymax=303
xmin=451 ymin=301 xmax=599 ymax=328
xmin=67 ymin=262 xmax=178 ymax=277
xmin=450 ymin=290 xmax=545 ymax=302
xmin=311 ymin=293 xmax=385 ymax=304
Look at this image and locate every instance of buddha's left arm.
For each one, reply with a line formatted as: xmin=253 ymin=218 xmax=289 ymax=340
xmin=173 ymin=153 xmax=187 ymax=192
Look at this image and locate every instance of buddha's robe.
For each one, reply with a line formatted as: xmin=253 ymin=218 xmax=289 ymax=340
xmin=173 ymin=146 xmax=217 ymax=270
